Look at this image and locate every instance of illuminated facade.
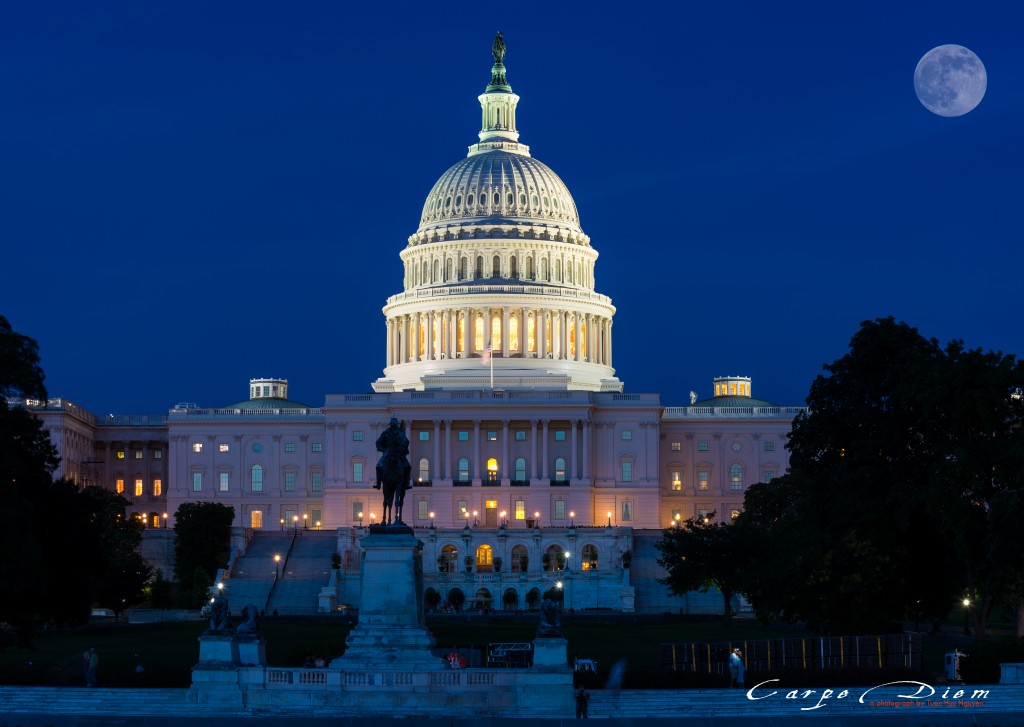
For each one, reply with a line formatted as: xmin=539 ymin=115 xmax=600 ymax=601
xmin=18 ymin=36 xmax=803 ymax=612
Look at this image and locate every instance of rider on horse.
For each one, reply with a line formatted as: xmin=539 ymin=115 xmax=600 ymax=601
xmin=374 ymin=417 xmax=412 ymax=525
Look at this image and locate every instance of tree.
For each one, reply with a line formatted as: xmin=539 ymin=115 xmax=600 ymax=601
xmin=173 ymin=502 xmax=234 ymax=595
xmin=150 ymin=570 xmax=175 ymax=610
xmin=81 ymin=487 xmax=152 ymax=621
xmin=655 ymin=513 xmax=750 ymax=621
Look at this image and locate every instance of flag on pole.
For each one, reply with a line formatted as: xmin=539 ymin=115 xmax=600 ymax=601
xmin=482 ymin=340 xmax=492 ymax=365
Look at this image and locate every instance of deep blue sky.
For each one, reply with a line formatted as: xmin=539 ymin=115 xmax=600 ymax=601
xmin=3 ymin=1 xmax=1022 ymax=413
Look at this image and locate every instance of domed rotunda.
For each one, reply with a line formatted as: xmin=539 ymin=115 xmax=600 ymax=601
xmin=373 ymin=33 xmax=622 ymax=393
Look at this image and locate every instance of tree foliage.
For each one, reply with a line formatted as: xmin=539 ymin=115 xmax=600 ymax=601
xmin=173 ymin=502 xmax=234 ymax=598
xmin=741 ymin=317 xmax=1024 ymax=634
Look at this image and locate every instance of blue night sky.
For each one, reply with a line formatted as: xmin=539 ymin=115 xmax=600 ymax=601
xmin=3 ymin=1 xmax=1022 ymax=414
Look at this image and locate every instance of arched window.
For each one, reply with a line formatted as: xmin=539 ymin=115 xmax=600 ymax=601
xmin=457 ymin=457 xmax=470 ymax=481
xmin=514 ymin=457 xmax=527 ymax=481
xmin=554 ymin=259 xmax=562 ymax=282
xmin=440 ymin=545 xmax=458 ymax=573
xmin=581 ymin=544 xmax=598 ymax=571
xmin=476 ymin=544 xmax=493 ymax=571
xmin=525 ymin=257 xmax=533 ymax=279
xmin=730 ymin=463 xmax=743 ymax=491
xmin=540 ymin=258 xmax=548 ymax=280
xmin=474 ymin=316 xmax=485 ymax=352
xmin=475 ymin=256 xmax=484 ymax=278
xmin=525 ymin=587 xmax=541 ymax=610
xmin=491 ymin=315 xmax=501 ymax=351
xmin=509 ymin=256 xmax=518 ymax=279
xmin=251 ymin=464 xmax=263 ymax=492
xmin=432 ymin=259 xmax=439 ymax=282
xmin=502 ymin=588 xmax=518 ymax=611
xmin=424 ymin=587 xmax=441 ymax=612
xmin=460 ymin=257 xmax=468 ymax=280
xmin=511 ymin=544 xmax=529 ymax=572
xmin=544 ymin=544 xmax=565 ymax=571
xmin=492 ymin=255 xmax=501 ymax=277
xmin=418 ymin=457 xmax=430 ymax=483
xmin=509 ymin=316 xmax=519 ymax=352
xmin=554 ymin=457 xmax=566 ymax=481
xmin=448 ymin=587 xmax=465 ymax=612
xmin=486 ymin=457 xmax=498 ymax=482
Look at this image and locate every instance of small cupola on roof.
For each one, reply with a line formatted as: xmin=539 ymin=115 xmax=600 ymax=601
xmin=691 ymin=376 xmax=778 ymax=408
xmin=251 ymin=378 xmax=289 ymax=400
xmin=714 ymin=376 xmax=752 ymax=398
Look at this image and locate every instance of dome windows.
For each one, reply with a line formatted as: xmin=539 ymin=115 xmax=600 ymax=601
xmin=531 ymin=194 xmax=539 ymax=206
xmin=493 ymin=192 xmax=501 ymax=205
xmin=445 ymin=196 xmax=452 ymax=209
xmin=455 ymin=195 xmax=462 ymax=207
xmin=467 ymin=194 xmax=474 ymax=206
xmin=519 ymin=193 xmax=526 ymax=206
xmin=542 ymin=195 xmax=549 ymax=208
xmin=506 ymin=192 xmax=513 ymax=205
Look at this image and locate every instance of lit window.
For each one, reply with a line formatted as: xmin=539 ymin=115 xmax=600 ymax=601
xmin=135 ymin=479 xmax=143 ymax=497
xmin=671 ymin=442 xmax=681 ymax=451
xmin=487 ymin=431 xmax=497 ymax=441
xmin=353 ymin=502 xmax=363 ymax=521
xmin=554 ymin=499 xmax=566 ymax=520
xmin=419 ymin=432 xmax=429 ymax=441
xmin=285 ymin=442 xmax=295 ymax=453
xmin=134 ymin=450 xmax=143 ymax=459
xmin=515 ymin=499 xmax=525 ymax=520
xmin=554 ymin=430 xmax=565 ymax=441
xmin=764 ymin=471 xmax=775 ymax=483
xmin=219 ymin=472 xmax=229 ymax=492
xmin=153 ymin=478 xmax=162 ymax=497
xmin=515 ymin=431 xmax=526 ymax=441
xmin=116 ymin=478 xmax=124 ymax=494
xmin=699 ymin=509 xmax=710 ymax=520
xmin=731 ymin=509 xmax=741 ymax=520
xmin=353 ymin=462 xmax=364 ymax=482
xmin=311 ymin=472 xmax=323 ymax=491
xmin=251 ymin=510 xmax=263 ymax=529
xmin=731 ymin=442 xmax=741 ymax=452
xmin=458 ymin=431 xmax=469 ymax=441
xmin=698 ymin=441 xmax=709 ymax=452
xmin=671 ymin=471 xmax=682 ymax=490
xmin=457 ymin=458 xmax=470 ymax=480
xmin=116 ymin=450 xmax=125 ymax=460
xmin=621 ymin=501 xmax=633 ymax=522
xmin=312 ymin=442 xmax=323 ymax=452
xmin=192 ymin=472 xmax=203 ymax=491
xmin=251 ymin=464 xmax=264 ymax=492
xmin=418 ymin=500 xmax=429 ymax=520
xmin=456 ymin=499 xmax=468 ymax=520
xmin=764 ymin=440 xmax=775 ymax=452
xmin=219 ymin=444 xmax=230 ymax=453
xmin=153 ymin=450 xmax=162 ymax=459
xmin=621 ymin=461 xmax=632 ymax=482
xmin=486 ymin=457 xmax=498 ymax=481
xmin=698 ymin=470 xmax=709 ymax=491
xmin=555 ymin=457 xmax=566 ymax=480
xmin=621 ymin=430 xmax=632 ymax=441
xmin=284 ymin=472 xmax=295 ymax=491
xmin=310 ymin=509 xmax=322 ymax=526
xmin=730 ymin=464 xmax=743 ymax=491
xmin=192 ymin=443 xmax=203 ymax=453
xmin=352 ymin=431 xmax=364 ymax=442
xmin=514 ymin=458 xmax=527 ymax=480
xmin=418 ymin=458 xmax=430 ymax=482
xmin=671 ymin=508 xmax=681 ymax=522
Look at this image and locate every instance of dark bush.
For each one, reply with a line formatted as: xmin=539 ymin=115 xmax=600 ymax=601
xmin=960 ymin=638 xmax=1024 ymax=684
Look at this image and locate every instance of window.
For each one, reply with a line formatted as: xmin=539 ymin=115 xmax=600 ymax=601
xmin=134 ymin=479 xmax=143 ymax=497
xmin=219 ymin=472 xmax=229 ymax=492
xmin=456 ymin=498 xmax=469 ymax=520
xmin=514 ymin=457 xmax=527 ymax=480
xmin=419 ymin=431 xmax=429 ymax=441
xmin=353 ymin=502 xmax=364 ymax=522
xmin=698 ymin=441 xmax=709 ymax=452
xmin=621 ymin=461 xmax=632 ymax=482
xmin=311 ymin=509 xmax=322 ymax=527
xmin=192 ymin=472 xmax=203 ymax=491
xmin=134 ymin=450 xmax=143 ymax=459
xmin=116 ymin=450 xmax=125 ymax=460
xmin=698 ymin=470 xmax=709 ymax=491
xmin=116 ymin=478 xmax=124 ymax=494
xmin=219 ymin=444 xmax=230 ymax=453
xmin=621 ymin=430 xmax=632 ymax=441
xmin=731 ymin=509 xmax=741 ymax=520
xmin=764 ymin=440 xmax=775 ymax=452
xmin=554 ymin=430 xmax=565 ymax=441
xmin=486 ymin=457 xmax=498 ymax=481
xmin=153 ymin=450 xmax=162 ymax=459
xmin=763 ymin=471 xmax=775 ymax=483
xmin=192 ymin=442 xmax=203 ymax=453
xmin=251 ymin=510 xmax=263 ymax=529
xmin=458 ymin=431 xmax=469 ymax=441
xmin=352 ymin=431 xmax=364 ymax=442
xmin=671 ymin=470 xmax=682 ymax=490
xmin=457 ymin=457 xmax=470 ymax=480
xmin=252 ymin=442 xmax=263 ymax=453
xmin=285 ymin=442 xmax=295 ymax=453
xmin=671 ymin=441 xmax=681 ymax=451
xmin=554 ymin=457 xmax=566 ymax=480
xmin=153 ymin=478 xmax=162 ymax=497
xmin=671 ymin=508 xmax=681 ymax=523
xmin=284 ymin=472 xmax=295 ymax=491
xmin=581 ymin=544 xmax=598 ymax=571
xmin=621 ymin=501 xmax=633 ymax=522
xmin=731 ymin=442 xmax=742 ymax=452
xmin=251 ymin=464 xmax=264 ymax=492
xmin=515 ymin=499 xmax=526 ymax=520
xmin=698 ymin=509 xmax=711 ymax=520
xmin=418 ymin=499 xmax=429 ymax=520
xmin=515 ymin=431 xmax=526 ymax=441
xmin=554 ymin=499 xmax=566 ymax=520
xmin=311 ymin=472 xmax=323 ymax=492
xmin=487 ymin=431 xmax=497 ymax=441
xmin=730 ymin=464 xmax=743 ymax=491
xmin=418 ymin=458 xmax=430 ymax=482
xmin=353 ymin=462 xmax=364 ymax=482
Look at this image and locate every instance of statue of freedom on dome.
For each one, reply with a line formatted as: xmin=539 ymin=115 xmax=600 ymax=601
xmin=492 ymin=31 xmax=506 ymax=64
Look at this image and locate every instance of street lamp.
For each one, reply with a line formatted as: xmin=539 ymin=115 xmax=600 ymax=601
xmin=565 ymin=551 xmax=571 ymax=571
xmin=315 ymin=520 xmax=322 ymax=530
xmin=472 ymin=510 xmax=479 ymax=527
xmin=499 ymin=510 xmax=507 ymax=527
xmin=569 ymin=510 xmax=575 ymax=526
xmin=303 ymin=514 xmax=308 ymax=529
xmin=358 ymin=511 xmax=364 ymax=528
xmin=429 ymin=511 xmax=435 ymax=528
xmin=963 ymin=598 xmax=972 ymax=636
xmin=274 ymin=554 xmax=281 ymax=579
xmin=534 ymin=511 xmax=541 ymax=529
xmin=162 ymin=512 xmax=168 ymax=528
xmin=369 ymin=512 xmax=376 ymax=525
xmin=674 ymin=514 xmax=681 ymax=528
xmin=292 ymin=515 xmax=299 ymax=531
xmin=280 ymin=518 xmax=285 ymax=531
xmin=607 ymin=511 xmax=612 ymax=527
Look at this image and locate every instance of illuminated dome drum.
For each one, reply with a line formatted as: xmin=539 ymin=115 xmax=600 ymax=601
xmin=373 ymin=34 xmax=621 ymax=393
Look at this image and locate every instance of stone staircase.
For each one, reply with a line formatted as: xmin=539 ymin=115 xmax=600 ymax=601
xmin=268 ymin=530 xmax=336 ymax=614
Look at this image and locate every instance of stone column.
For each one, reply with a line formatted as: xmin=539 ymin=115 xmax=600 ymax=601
xmin=531 ymin=419 xmax=539 ymax=480
xmin=570 ymin=420 xmax=578 ymax=480
xmin=574 ymin=314 xmax=583 ymax=362
xmin=398 ymin=317 xmax=407 ymax=365
xmin=502 ymin=419 xmax=510 ymax=480
xmin=520 ymin=307 xmax=528 ymax=356
xmin=443 ymin=420 xmax=452 ymax=480
xmin=537 ymin=311 xmax=546 ymax=359
xmin=501 ymin=307 xmax=510 ymax=358
xmin=462 ymin=307 xmax=470 ymax=357
xmin=541 ymin=420 xmax=550 ymax=480
xmin=473 ymin=420 xmax=481 ymax=481
xmin=426 ymin=311 xmax=434 ymax=361
xmin=582 ymin=420 xmax=591 ymax=480
xmin=432 ymin=421 xmax=440 ymax=483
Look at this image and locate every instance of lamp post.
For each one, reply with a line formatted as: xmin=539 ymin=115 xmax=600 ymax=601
xmin=315 ymin=520 xmax=321 ymax=530
xmin=565 ymin=551 xmax=571 ymax=572
xmin=963 ymin=598 xmax=972 ymax=636
xmin=280 ymin=518 xmax=285 ymax=531
xmin=569 ymin=510 xmax=575 ymax=526
xmin=429 ymin=511 xmax=435 ymax=528
xmin=534 ymin=511 xmax=541 ymax=529
xmin=292 ymin=515 xmax=299 ymax=532
xmin=274 ymin=554 xmax=281 ymax=579
xmin=303 ymin=514 xmax=308 ymax=530
xmin=674 ymin=514 xmax=681 ymax=528
xmin=358 ymin=511 xmax=364 ymax=528
xmin=607 ymin=511 xmax=612 ymax=527
xmin=499 ymin=510 xmax=507 ymax=527
xmin=162 ymin=512 xmax=168 ymax=529
xmin=369 ymin=512 xmax=376 ymax=526
xmin=472 ymin=510 xmax=479 ymax=527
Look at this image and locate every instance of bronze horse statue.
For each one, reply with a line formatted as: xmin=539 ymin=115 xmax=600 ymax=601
xmin=374 ymin=417 xmax=412 ymax=526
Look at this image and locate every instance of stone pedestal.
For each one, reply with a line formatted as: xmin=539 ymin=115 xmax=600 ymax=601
xmin=334 ymin=530 xmax=443 ymax=669
xmin=235 ymin=634 xmax=266 ymax=667
xmin=532 ymin=636 xmax=569 ymax=669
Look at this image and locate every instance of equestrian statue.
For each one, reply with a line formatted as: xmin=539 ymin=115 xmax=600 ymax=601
xmin=374 ymin=416 xmax=412 ymax=528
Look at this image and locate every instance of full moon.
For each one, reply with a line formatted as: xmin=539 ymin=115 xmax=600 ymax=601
xmin=914 ymin=44 xmax=987 ymax=117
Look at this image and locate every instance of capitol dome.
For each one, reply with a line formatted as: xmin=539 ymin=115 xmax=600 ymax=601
xmin=373 ymin=33 xmax=621 ymax=394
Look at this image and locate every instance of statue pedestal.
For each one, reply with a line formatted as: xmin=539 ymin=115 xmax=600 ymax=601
xmin=334 ymin=531 xmax=442 ymax=669
xmin=196 ymin=633 xmax=236 ymax=664
xmin=235 ymin=634 xmax=266 ymax=667
xmin=532 ymin=637 xmax=569 ymax=669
